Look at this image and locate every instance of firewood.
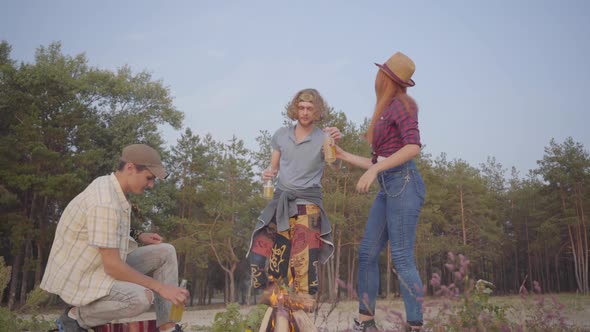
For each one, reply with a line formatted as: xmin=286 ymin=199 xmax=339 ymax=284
xmin=258 ymin=307 xmax=274 ymax=332
xmin=274 ymin=308 xmax=290 ymax=332
xmin=292 ymin=309 xmax=318 ymax=332
xmin=283 ymin=293 xmax=317 ymax=313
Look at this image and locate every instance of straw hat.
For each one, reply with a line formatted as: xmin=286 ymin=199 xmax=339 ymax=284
xmin=375 ymin=51 xmax=416 ymax=87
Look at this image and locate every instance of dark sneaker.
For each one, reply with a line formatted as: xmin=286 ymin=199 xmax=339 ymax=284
xmin=172 ymin=324 xmax=185 ymax=332
xmin=56 ymin=308 xmax=87 ymax=332
xmin=156 ymin=324 xmax=186 ymax=332
xmin=353 ymin=318 xmax=378 ymax=331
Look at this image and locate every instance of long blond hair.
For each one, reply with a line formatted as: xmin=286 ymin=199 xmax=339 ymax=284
xmin=366 ymin=70 xmax=416 ymax=144
xmin=286 ymin=88 xmax=329 ymax=122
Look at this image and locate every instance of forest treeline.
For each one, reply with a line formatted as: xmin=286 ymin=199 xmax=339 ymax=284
xmin=1 ymin=41 xmax=588 ymax=310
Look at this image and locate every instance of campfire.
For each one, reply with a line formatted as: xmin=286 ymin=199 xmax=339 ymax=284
xmin=258 ymin=280 xmax=318 ymax=332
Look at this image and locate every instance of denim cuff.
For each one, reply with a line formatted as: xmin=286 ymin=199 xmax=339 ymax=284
xmin=359 ymin=308 xmax=374 ymax=316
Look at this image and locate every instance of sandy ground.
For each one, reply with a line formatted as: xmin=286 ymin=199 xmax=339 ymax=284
xmin=32 ymin=296 xmax=590 ymax=331
xmin=36 ymin=301 xmax=400 ymax=331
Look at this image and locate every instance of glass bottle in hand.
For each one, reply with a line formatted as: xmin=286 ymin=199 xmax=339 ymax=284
xmin=169 ymin=279 xmax=188 ymax=322
xmin=323 ymin=133 xmax=336 ymax=163
xmin=262 ymin=168 xmax=274 ymax=200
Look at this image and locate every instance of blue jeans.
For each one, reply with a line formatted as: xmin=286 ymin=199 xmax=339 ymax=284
xmin=357 ymin=160 xmax=425 ymax=325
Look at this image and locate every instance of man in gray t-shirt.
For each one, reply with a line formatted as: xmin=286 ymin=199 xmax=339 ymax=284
xmin=248 ymin=88 xmax=341 ymax=305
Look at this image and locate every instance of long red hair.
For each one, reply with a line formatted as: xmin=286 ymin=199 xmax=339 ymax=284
xmin=366 ymin=70 xmax=416 ymax=144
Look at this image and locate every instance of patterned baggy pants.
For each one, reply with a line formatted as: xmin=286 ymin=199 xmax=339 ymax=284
xmin=250 ymin=204 xmax=322 ymax=294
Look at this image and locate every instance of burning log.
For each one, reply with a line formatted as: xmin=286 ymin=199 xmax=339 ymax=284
xmin=259 ymin=307 xmax=274 ymax=331
xmin=274 ymin=309 xmax=289 ymax=331
xmin=292 ymin=310 xmax=318 ymax=331
xmin=258 ymin=307 xmax=318 ymax=332
xmin=258 ymin=287 xmax=318 ymax=332
xmin=256 ymin=277 xmax=319 ymax=331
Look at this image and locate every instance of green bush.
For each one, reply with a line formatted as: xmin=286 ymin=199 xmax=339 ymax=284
xmin=0 ymin=306 xmax=55 ymax=332
xmin=209 ymin=303 xmax=269 ymax=332
xmin=20 ymin=286 xmax=51 ymax=313
xmin=426 ymin=253 xmax=585 ymax=331
xmin=0 ymin=306 xmax=19 ymax=331
xmin=0 ymin=258 xmax=55 ymax=331
xmin=211 ymin=303 xmax=244 ymax=332
xmin=243 ymin=304 xmax=269 ymax=331
xmin=427 ymin=253 xmax=510 ymax=331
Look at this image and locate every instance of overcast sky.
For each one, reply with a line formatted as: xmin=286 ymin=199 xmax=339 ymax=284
xmin=2 ymin=0 xmax=589 ymax=175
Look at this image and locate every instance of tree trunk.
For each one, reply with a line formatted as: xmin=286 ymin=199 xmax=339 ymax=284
xmin=459 ymin=184 xmax=467 ymax=245
xmin=546 ymin=255 xmax=551 ymax=292
xmin=575 ymin=186 xmax=588 ymax=293
xmin=563 ymin=187 xmax=588 ymax=293
xmin=224 ymin=272 xmax=229 ymax=303
xmin=525 ymin=217 xmax=532 ymax=290
xmin=35 ymin=195 xmax=49 ymax=286
xmin=8 ymin=247 xmax=23 ymax=310
xmin=35 ymin=241 xmax=43 ymax=286
xmin=554 ymin=251 xmax=560 ymax=293
xmin=326 ymin=256 xmax=334 ymax=300
xmin=19 ymin=239 xmax=32 ymax=305
xmin=183 ymin=253 xmax=188 ymax=279
xmin=515 ymin=239 xmax=522 ymax=292
xmin=334 ymin=229 xmax=341 ymax=300
xmin=347 ymin=247 xmax=355 ymax=300
xmin=228 ymin=262 xmax=237 ymax=303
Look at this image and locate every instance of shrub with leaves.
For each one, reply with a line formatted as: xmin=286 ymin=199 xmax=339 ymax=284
xmin=0 ymin=307 xmax=19 ymax=332
xmin=518 ymin=280 xmax=572 ymax=331
xmin=425 ymin=252 xmax=588 ymax=331
xmin=20 ymin=286 xmax=51 ymax=313
xmin=426 ymin=252 xmax=511 ymax=331
xmin=0 ymin=306 xmax=55 ymax=332
xmin=210 ymin=302 xmax=244 ymax=332
xmin=0 ymin=259 xmax=55 ymax=332
xmin=243 ymin=304 xmax=269 ymax=332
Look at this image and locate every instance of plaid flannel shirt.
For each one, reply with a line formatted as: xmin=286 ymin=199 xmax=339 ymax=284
xmin=41 ymin=173 xmax=131 ymax=306
xmin=371 ymin=96 xmax=421 ymax=163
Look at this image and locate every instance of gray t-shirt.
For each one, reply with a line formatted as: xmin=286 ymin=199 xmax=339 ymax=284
xmin=271 ymin=125 xmax=326 ymax=193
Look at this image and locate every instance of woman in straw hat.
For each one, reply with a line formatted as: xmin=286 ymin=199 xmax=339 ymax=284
xmin=336 ymin=52 xmax=425 ymax=331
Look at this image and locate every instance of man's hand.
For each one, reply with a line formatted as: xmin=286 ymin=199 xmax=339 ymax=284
xmin=157 ymin=283 xmax=190 ymax=306
xmin=262 ymin=168 xmax=278 ymax=181
xmin=138 ymin=233 xmax=163 ymax=245
xmin=323 ymin=127 xmax=342 ymax=143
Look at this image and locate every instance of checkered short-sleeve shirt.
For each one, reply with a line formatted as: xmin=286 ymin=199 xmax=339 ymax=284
xmin=40 ymin=173 xmax=131 ymax=306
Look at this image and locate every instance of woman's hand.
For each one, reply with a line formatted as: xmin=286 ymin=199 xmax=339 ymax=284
xmin=334 ymin=145 xmax=346 ymax=160
xmin=356 ymin=167 xmax=379 ymax=193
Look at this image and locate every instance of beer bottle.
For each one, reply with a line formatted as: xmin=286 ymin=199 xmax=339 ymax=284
xmin=323 ymin=133 xmax=336 ymax=163
xmin=263 ymin=179 xmax=274 ymax=200
xmin=262 ymin=168 xmax=274 ymax=200
xmin=169 ymin=279 xmax=188 ymax=322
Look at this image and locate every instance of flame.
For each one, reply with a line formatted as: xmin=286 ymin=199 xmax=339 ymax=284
xmin=269 ymin=289 xmax=278 ymax=306
xmin=262 ymin=276 xmax=316 ymax=330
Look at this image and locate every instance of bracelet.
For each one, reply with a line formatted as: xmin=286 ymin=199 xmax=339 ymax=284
xmin=130 ymin=228 xmax=144 ymax=242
